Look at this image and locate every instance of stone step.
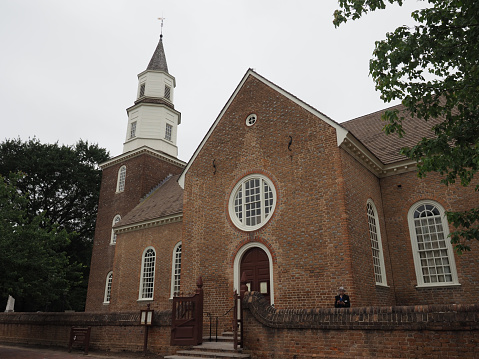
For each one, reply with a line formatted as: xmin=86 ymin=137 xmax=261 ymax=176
xmin=202 ymin=335 xmax=240 ymax=343
xmin=165 ymin=340 xmax=250 ymax=359
xmin=174 ymin=350 xmax=250 ymax=358
xmin=194 ymin=341 xmax=239 ymax=351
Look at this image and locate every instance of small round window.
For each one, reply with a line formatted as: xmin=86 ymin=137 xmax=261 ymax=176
xmin=245 ymin=114 xmax=257 ymax=127
xmin=229 ymin=174 xmax=276 ymax=231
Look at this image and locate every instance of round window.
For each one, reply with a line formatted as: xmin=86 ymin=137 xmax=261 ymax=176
xmin=229 ymin=174 xmax=276 ymax=231
xmin=245 ymin=114 xmax=257 ymax=127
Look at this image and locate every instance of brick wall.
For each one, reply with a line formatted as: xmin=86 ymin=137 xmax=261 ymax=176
xmin=242 ymin=291 xmax=479 ymax=359
xmin=2 ymin=297 xmax=477 ymax=358
xmin=86 ymin=152 xmax=184 ymax=312
xmin=0 ymin=311 xmax=175 ymax=356
xmin=109 ymin=222 xmax=183 ymax=312
xmin=340 ymin=149 xmax=396 ymax=307
xmin=380 ymin=171 xmax=479 ymax=306
xmin=181 ymin=75 xmax=353 ymax=324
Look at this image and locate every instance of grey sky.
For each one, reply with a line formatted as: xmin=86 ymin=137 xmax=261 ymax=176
xmin=0 ymin=1 xmax=419 ymax=162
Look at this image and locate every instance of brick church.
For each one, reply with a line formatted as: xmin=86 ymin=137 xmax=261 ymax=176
xmin=85 ymin=33 xmax=479 ymax=325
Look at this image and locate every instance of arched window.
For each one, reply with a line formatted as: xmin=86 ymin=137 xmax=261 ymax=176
xmin=110 ymin=214 xmax=121 ymax=244
xmin=228 ymin=174 xmax=276 ymax=231
xmin=116 ymin=165 xmax=126 ymax=193
xmin=139 ymin=247 xmax=156 ymax=300
xmin=408 ymin=201 xmax=459 ymax=287
xmin=104 ymin=271 xmax=113 ymax=304
xmin=170 ymin=242 xmax=182 ymax=297
xmin=366 ymin=200 xmax=387 ymax=285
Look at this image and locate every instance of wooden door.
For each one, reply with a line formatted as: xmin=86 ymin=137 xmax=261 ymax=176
xmin=240 ymin=247 xmax=270 ymax=302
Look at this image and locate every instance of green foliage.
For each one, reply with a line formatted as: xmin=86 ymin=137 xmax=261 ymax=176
xmin=0 ymin=139 xmax=109 ymax=310
xmin=335 ymin=0 xmax=479 ymax=252
xmin=0 ymin=173 xmax=73 ymax=311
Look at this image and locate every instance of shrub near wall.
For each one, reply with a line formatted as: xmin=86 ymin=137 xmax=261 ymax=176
xmin=0 ymin=311 xmax=175 ymax=356
xmin=242 ymin=292 xmax=479 ymax=359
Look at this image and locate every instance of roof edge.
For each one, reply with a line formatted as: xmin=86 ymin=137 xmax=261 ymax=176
xmin=178 ymin=69 xmax=349 ymax=188
xmin=100 ymin=146 xmax=186 ymax=170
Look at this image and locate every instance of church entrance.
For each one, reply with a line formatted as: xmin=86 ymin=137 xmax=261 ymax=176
xmin=240 ymin=247 xmax=270 ymax=302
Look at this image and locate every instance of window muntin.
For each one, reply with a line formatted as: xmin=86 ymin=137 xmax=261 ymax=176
xmin=110 ymin=215 xmax=121 ymax=244
xmin=116 ymin=166 xmax=126 ymax=193
xmin=139 ymin=83 xmax=145 ymax=98
xmin=229 ymin=174 xmax=276 ymax=231
xmin=170 ymin=242 xmax=182 ymax=297
xmin=366 ymin=200 xmax=387 ymax=285
xmin=165 ymin=123 xmax=172 ymax=141
xmin=130 ymin=121 xmax=137 ymax=138
xmin=246 ymin=114 xmax=257 ymax=127
xmin=104 ymin=271 xmax=113 ymax=304
xmin=164 ymin=85 xmax=171 ymax=100
xmin=139 ymin=247 xmax=156 ymax=300
xmin=408 ymin=201 xmax=459 ymax=287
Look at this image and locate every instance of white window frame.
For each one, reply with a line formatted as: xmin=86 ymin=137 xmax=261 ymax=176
xmin=130 ymin=121 xmax=137 ymax=139
xmin=103 ymin=271 xmax=113 ymax=304
xmin=164 ymin=85 xmax=171 ymax=100
xmin=165 ymin=123 xmax=172 ymax=141
xmin=407 ymin=200 xmax=460 ymax=288
xmin=170 ymin=242 xmax=182 ymax=298
xmin=139 ymin=247 xmax=156 ymax=300
xmin=228 ymin=174 xmax=276 ymax=231
xmin=366 ymin=199 xmax=387 ymax=286
xmin=138 ymin=82 xmax=145 ymax=98
xmin=116 ymin=165 xmax=126 ymax=193
xmin=110 ymin=214 xmax=121 ymax=245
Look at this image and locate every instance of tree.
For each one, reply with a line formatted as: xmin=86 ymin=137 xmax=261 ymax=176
xmin=0 ymin=139 xmax=109 ymax=310
xmin=334 ymin=0 xmax=479 ymax=253
xmin=0 ymin=173 xmax=74 ymax=312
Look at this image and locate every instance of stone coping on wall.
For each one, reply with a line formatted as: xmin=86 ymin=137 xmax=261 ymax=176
xmin=243 ymin=291 xmax=479 ymax=331
xmin=0 ymin=310 xmax=172 ymax=327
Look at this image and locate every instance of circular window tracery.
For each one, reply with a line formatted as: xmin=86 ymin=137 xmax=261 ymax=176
xmin=245 ymin=114 xmax=257 ymax=127
xmin=228 ymin=174 xmax=276 ymax=231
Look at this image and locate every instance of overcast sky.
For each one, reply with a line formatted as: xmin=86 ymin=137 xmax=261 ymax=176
xmin=0 ymin=1 xmax=420 ymax=162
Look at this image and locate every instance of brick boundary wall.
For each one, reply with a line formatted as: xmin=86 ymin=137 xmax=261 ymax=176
xmin=0 ymin=310 xmax=178 ymax=356
xmin=1 ymin=297 xmax=478 ymax=358
xmin=242 ymin=291 xmax=479 ymax=358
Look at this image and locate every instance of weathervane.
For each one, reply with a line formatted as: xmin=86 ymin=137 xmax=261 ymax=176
xmin=158 ymin=17 xmax=165 ymax=38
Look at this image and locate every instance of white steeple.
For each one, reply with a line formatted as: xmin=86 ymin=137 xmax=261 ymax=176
xmin=123 ymin=33 xmax=181 ymax=157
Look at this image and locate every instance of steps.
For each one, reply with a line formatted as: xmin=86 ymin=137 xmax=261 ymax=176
xmin=165 ymin=332 xmax=249 ymax=359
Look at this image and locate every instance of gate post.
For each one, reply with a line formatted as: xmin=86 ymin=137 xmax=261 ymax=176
xmin=195 ymin=276 xmax=204 ymax=345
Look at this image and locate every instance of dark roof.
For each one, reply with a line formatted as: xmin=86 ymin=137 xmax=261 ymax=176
xmin=146 ymin=35 xmax=169 ymax=73
xmin=341 ymin=104 xmax=444 ymax=164
xmin=116 ymin=174 xmax=183 ymax=227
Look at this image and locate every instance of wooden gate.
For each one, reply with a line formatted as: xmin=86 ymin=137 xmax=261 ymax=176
xmin=171 ymin=277 xmax=204 ymax=346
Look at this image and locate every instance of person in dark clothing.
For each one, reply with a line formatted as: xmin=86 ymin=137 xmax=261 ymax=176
xmin=334 ymin=286 xmax=350 ymax=308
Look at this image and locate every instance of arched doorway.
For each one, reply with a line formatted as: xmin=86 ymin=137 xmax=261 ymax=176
xmin=240 ymin=247 xmax=270 ymax=302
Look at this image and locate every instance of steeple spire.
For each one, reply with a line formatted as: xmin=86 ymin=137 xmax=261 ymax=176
xmin=123 ymin=18 xmax=180 ymax=157
xmin=147 ymin=18 xmax=168 ymax=73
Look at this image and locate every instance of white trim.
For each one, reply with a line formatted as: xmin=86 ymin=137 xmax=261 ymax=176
xmin=139 ymin=246 xmax=156 ymax=300
xmin=228 ymin=174 xmax=276 ymax=232
xmin=170 ymin=241 xmax=182 ymax=298
xmin=233 ymin=242 xmax=274 ymax=306
xmin=116 ymin=165 xmax=126 ymax=193
xmin=100 ymin=146 xmax=186 ymax=170
xmin=366 ymin=199 xmax=387 ymax=286
xmin=115 ymin=213 xmax=182 ymax=234
xmin=103 ymin=271 xmax=113 ymax=304
xmin=110 ymin=214 xmax=121 ymax=245
xmin=178 ymin=69 xmax=347 ymax=189
xmin=407 ymin=200 xmax=459 ymax=287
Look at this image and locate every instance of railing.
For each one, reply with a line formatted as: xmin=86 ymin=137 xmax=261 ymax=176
xmin=205 ymin=305 xmax=235 ymax=342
